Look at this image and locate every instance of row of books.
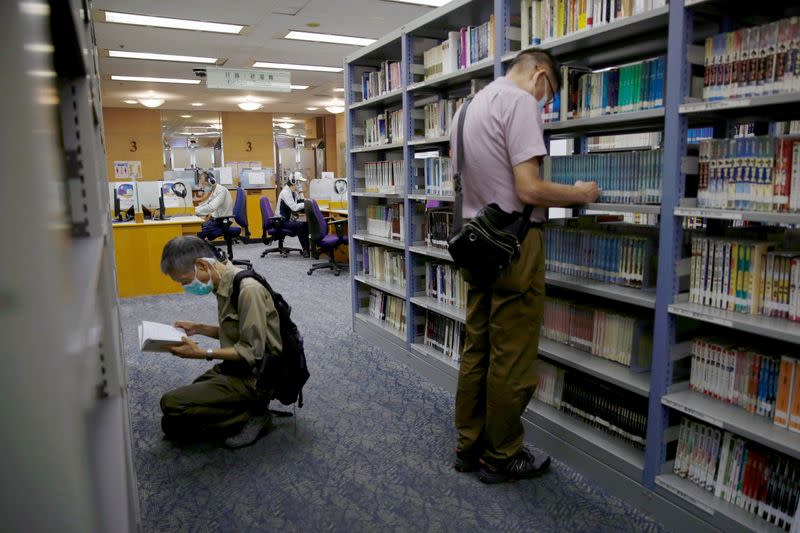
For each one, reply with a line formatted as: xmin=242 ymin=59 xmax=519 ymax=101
xmin=674 ymin=417 xmax=799 ymax=531
xmin=703 ymin=17 xmax=800 ymax=101
xmin=547 ymin=149 xmax=663 ymax=204
xmin=422 ymin=157 xmax=453 ymax=196
xmin=361 ymin=245 xmax=406 ymax=289
xmin=361 ymin=61 xmax=402 ymax=101
xmin=423 ymin=208 xmax=454 ymax=249
xmin=536 ymin=362 xmax=648 ymax=449
xmin=367 ymin=289 xmax=406 ymax=334
xmin=364 ymin=110 xmax=403 ymax=147
xmin=542 ymin=297 xmax=652 ymax=369
xmin=520 ymin=0 xmax=667 ymax=47
xmin=777 ymin=120 xmax=800 ymax=136
xmin=423 ymin=96 xmax=466 ymax=139
xmin=365 ymin=203 xmax=404 ymax=242
xmin=544 ymin=225 xmax=657 ymax=288
xmin=422 ymin=311 xmax=464 ymax=362
xmin=587 ymin=131 xmax=662 ymax=152
xmin=552 ymin=57 xmax=665 ymax=122
xmin=688 ymin=236 xmax=800 ymax=319
xmin=689 ymin=338 xmax=800 ymax=433
xmin=696 ymin=136 xmax=800 ymax=212
xmin=688 ymin=127 xmax=714 ymax=145
xmin=424 ymin=261 xmax=467 ymax=310
xmin=364 ymin=160 xmax=404 ymax=194
xmin=422 ymin=17 xmax=494 ymax=80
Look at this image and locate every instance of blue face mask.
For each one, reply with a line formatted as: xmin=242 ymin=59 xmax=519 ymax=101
xmin=203 ymin=185 xmax=212 ymax=193
xmin=183 ymin=264 xmax=214 ymax=296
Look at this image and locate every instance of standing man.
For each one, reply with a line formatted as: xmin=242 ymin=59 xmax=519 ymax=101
xmin=196 ymin=171 xmax=234 ymax=241
xmin=277 ymin=173 xmax=310 ymax=257
xmin=452 ymin=50 xmax=599 ymax=483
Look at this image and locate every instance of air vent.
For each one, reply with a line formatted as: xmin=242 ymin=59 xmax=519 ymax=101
xmin=271 ymin=0 xmax=311 ymax=16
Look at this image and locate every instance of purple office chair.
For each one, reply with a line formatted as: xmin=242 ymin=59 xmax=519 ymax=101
xmin=304 ymin=199 xmax=348 ymax=276
xmin=214 ymin=187 xmax=250 ymax=266
xmin=260 ymin=196 xmax=304 ymax=257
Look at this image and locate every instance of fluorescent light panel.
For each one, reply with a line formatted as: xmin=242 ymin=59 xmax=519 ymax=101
xmin=191 ymin=102 xmax=204 ymax=106
xmin=382 ymin=0 xmax=452 ymax=6
xmin=123 ymin=99 xmax=138 ymax=104
xmin=104 ymin=11 xmax=244 ymax=34
xmin=111 ymin=75 xmax=200 ymax=84
xmin=252 ymin=61 xmax=342 ymax=73
xmin=109 ymin=50 xmax=218 ymax=64
xmin=291 ymin=85 xmax=309 ymax=90
xmin=284 ymin=30 xmax=375 ymax=47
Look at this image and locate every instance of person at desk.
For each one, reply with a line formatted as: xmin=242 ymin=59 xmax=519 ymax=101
xmin=277 ymin=173 xmax=310 ymax=257
xmin=195 ymin=171 xmax=233 ymax=241
xmin=159 ymin=236 xmax=279 ymax=448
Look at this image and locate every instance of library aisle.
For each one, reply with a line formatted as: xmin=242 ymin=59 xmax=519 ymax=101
xmin=119 ymin=244 xmax=665 ymax=532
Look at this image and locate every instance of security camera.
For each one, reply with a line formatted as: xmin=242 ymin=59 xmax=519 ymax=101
xmin=193 ymin=68 xmax=207 ymax=78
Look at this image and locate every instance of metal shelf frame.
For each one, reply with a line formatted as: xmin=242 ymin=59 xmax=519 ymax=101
xmin=345 ymin=2 xmax=800 ymax=531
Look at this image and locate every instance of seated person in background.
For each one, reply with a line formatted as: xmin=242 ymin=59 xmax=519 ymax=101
xmin=195 ymin=171 xmax=234 ymax=241
xmin=159 ymin=236 xmax=281 ymax=448
xmin=277 ymin=173 xmax=310 ymax=257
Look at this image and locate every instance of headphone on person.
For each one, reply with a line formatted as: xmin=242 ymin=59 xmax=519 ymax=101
xmin=200 ymin=171 xmax=216 ymax=185
xmin=287 ymin=175 xmax=297 ymax=186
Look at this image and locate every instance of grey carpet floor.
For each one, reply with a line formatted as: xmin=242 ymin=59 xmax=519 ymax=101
xmin=119 ymin=238 xmax=668 ymax=533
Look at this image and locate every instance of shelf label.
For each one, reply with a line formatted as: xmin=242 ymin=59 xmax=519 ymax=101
xmin=663 ymin=398 xmax=723 ymax=428
xmin=673 ymin=308 xmax=733 ymax=328
xmin=656 ymin=478 xmax=715 ymax=515
xmin=683 ymin=99 xmax=750 ymax=113
xmin=691 ymin=209 xmax=743 ymax=221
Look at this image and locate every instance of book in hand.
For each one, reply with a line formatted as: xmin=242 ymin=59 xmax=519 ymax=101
xmin=138 ymin=321 xmax=185 ymax=352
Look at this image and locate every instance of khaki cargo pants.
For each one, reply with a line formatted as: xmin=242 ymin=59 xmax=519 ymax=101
xmin=455 ymin=228 xmax=545 ymax=460
xmin=160 ymin=365 xmax=257 ymax=440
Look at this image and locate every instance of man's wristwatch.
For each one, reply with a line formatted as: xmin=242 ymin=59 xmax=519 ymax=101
xmin=205 ymin=349 xmax=214 ymax=361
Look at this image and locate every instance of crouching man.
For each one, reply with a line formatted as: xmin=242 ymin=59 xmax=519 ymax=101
xmin=159 ymin=236 xmax=281 ymax=448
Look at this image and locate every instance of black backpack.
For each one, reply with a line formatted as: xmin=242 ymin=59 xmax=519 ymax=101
xmin=231 ymin=269 xmax=309 ymax=409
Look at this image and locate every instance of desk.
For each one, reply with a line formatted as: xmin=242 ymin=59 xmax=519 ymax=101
xmin=112 ymin=216 xmax=204 ymax=297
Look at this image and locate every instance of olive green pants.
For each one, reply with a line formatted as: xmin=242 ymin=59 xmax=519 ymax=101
xmin=160 ymin=365 xmax=257 ymax=440
xmin=455 ymin=228 xmax=545 ymax=460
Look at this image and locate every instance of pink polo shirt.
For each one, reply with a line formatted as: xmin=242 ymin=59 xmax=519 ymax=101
xmin=451 ymin=76 xmax=548 ymax=222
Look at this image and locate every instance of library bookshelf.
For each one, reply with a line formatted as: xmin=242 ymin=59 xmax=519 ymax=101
xmin=345 ymin=1 xmax=800 ymax=531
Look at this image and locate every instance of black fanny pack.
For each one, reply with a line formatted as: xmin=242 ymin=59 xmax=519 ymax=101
xmin=447 ymin=98 xmax=535 ymax=286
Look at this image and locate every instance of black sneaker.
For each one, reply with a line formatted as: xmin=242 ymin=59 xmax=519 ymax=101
xmin=453 ymin=447 xmax=483 ymax=473
xmin=478 ymin=447 xmax=551 ymax=484
xmin=223 ymin=414 xmax=272 ymax=449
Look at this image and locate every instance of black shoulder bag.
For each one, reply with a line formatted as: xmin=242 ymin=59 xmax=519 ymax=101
xmin=447 ymin=98 xmax=534 ymax=287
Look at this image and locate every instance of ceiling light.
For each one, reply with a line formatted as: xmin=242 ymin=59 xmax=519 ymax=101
xmin=191 ymin=102 xmax=204 ymax=107
xmin=279 ymin=116 xmax=293 ymax=120
xmin=252 ymin=62 xmax=342 ymax=73
xmin=381 ymin=0 xmax=452 ymax=6
xmin=104 ymin=11 xmax=244 ymax=34
xmin=123 ymin=99 xmax=138 ymax=104
xmin=284 ymin=30 xmax=376 ymax=47
xmin=108 ymin=50 xmax=218 ymax=64
xmin=238 ymin=102 xmax=263 ymax=111
xmin=306 ymin=107 xmax=319 ymax=111
xmin=111 ymin=75 xmax=200 ymax=84
xmin=333 ymin=88 xmax=345 ymax=92
xmin=139 ymin=98 xmax=165 ymax=108
xmin=180 ymin=114 xmax=192 ymax=118
xmin=325 ymin=106 xmax=345 ymax=114
xmin=291 ymin=85 xmax=309 ymax=90
xmin=19 ymin=2 xmax=50 ymax=16
xmin=28 ymin=70 xmax=56 ymax=78
xmin=276 ymin=122 xmax=294 ymax=129
xmin=24 ymin=43 xmax=54 ymax=53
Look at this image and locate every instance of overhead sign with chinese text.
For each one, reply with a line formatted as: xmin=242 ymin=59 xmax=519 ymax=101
xmin=205 ymin=67 xmax=291 ymax=92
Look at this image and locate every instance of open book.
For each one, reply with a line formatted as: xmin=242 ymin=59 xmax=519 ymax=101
xmin=138 ymin=321 xmax=185 ymax=352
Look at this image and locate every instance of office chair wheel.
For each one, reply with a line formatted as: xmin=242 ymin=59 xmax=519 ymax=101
xmin=307 ymin=270 xmax=312 ymax=275
xmin=334 ymin=271 xmax=341 ymax=277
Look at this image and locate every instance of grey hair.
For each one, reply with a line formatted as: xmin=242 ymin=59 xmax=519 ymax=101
xmin=160 ymin=236 xmax=218 ymax=275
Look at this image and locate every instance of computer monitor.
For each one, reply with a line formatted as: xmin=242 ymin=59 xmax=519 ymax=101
xmin=157 ymin=185 xmax=168 ymax=221
xmin=112 ymin=184 xmax=135 ymax=222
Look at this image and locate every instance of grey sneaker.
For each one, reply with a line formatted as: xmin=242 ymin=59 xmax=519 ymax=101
xmin=223 ymin=414 xmax=272 ymax=449
xmin=478 ymin=447 xmax=551 ymax=484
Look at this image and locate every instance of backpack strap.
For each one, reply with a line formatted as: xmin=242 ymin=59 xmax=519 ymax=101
xmin=452 ymin=97 xmax=472 ymax=235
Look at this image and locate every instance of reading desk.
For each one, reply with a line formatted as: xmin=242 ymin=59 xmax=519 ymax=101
xmin=112 ymin=216 xmax=204 ymax=297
